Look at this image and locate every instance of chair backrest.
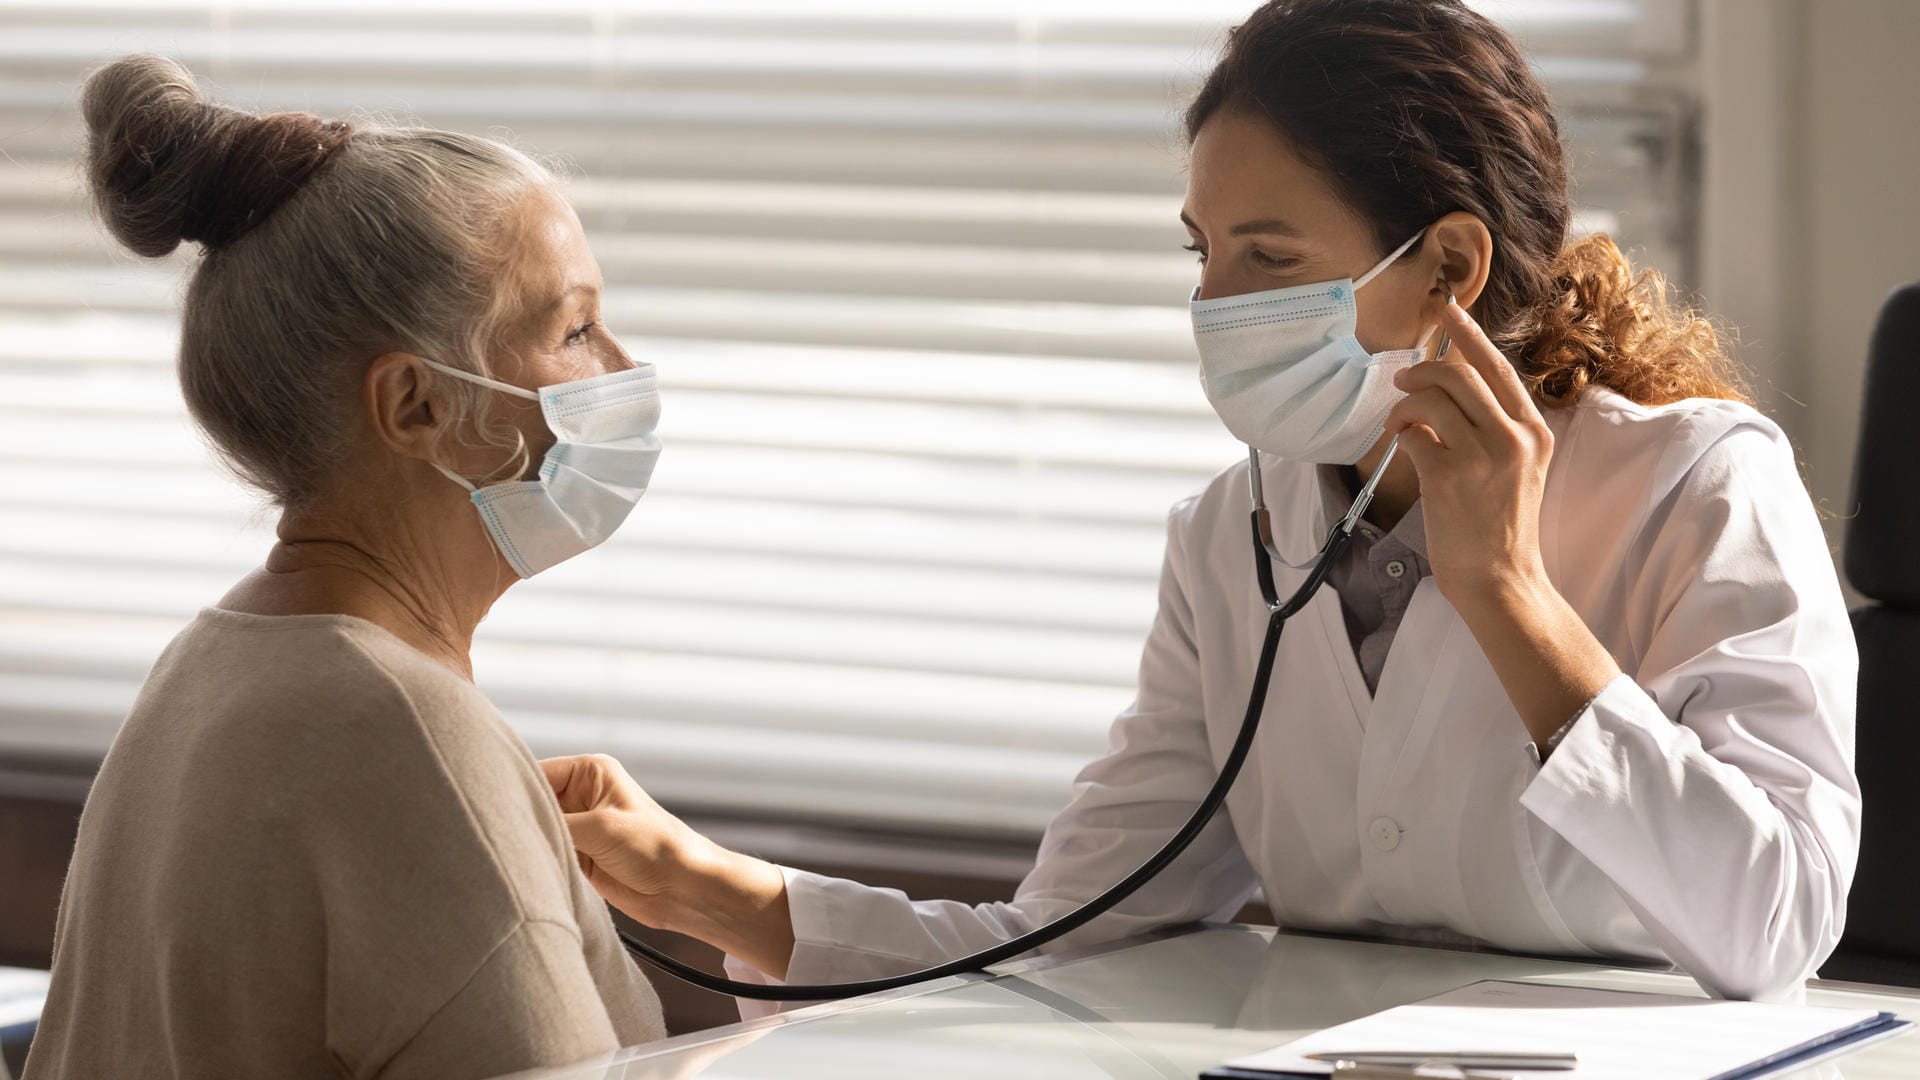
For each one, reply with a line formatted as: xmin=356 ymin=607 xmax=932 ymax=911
xmin=1825 ymin=283 xmax=1920 ymax=987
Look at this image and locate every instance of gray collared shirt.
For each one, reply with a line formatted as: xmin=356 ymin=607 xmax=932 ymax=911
xmin=1317 ymin=463 xmax=1429 ymax=694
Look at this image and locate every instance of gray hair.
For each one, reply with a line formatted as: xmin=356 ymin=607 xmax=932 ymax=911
xmin=82 ymin=54 xmax=552 ymax=509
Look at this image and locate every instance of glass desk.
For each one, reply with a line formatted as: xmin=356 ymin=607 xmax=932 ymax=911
xmin=493 ymin=925 xmax=1920 ymax=1079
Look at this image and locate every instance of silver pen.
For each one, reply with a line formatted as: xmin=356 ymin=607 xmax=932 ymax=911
xmin=1309 ymin=1049 xmax=1577 ymax=1072
xmin=1323 ymin=1063 xmax=1520 ymax=1080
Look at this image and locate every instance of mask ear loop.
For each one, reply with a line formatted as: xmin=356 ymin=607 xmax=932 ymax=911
xmin=434 ymin=463 xmax=478 ymax=493
xmin=1338 ymin=278 xmax=1455 ymax=534
xmin=409 ymin=356 xmax=541 ymax=585
xmin=417 ymin=355 xmax=543 ymax=493
xmin=1249 ymin=274 xmax=1455 ymax=568
xmin=1352 ymin=228 xmax=1428 ymax=291
xmin=419 ymin=357 xmax=540 ymax=401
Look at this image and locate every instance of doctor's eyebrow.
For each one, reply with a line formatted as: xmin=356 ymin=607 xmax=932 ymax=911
xmin=1179 ymin=210 xmax=1305 ymax=238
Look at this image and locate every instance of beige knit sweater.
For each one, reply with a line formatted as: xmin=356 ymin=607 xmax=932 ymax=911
xmin=25 ymin=607 xmax=663 ymax=1079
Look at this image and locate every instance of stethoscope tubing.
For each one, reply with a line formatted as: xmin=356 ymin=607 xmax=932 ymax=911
xmin=620 ymin=505 xmax=1356 ymax=1001
xmin=621 ymin=296 xmax=1450 ymax=998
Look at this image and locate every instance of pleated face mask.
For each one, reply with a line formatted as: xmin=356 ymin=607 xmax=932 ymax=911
xmin=1190 ymin=229 xmax=1437 ymax=465
xmin=423 ymin=358 xmax=662 ymax=578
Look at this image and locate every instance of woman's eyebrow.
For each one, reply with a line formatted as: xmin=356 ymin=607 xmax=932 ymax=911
xmin=538 ymin=282 xmax=599 ymax=317
xmin=1229 ymin=217 xmax=1303 ymax=237
xmin=1178 ymin=210 xmax=1304 ymax=238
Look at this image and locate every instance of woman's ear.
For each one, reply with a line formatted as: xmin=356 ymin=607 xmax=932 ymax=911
xmin=1426 ymin=211 xmax=1493 ymax=312
xmin=363 ymin=352 xmax=444 ymax=463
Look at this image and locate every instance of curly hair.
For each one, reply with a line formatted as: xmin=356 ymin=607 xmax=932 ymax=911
xmin=1186 ymin=0 xmax=1749 ymax=409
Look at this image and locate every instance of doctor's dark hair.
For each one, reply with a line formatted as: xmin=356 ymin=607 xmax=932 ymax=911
xmin=1186 ymin=0 xmax=1748 ymax=408
xmin=82 ymin=54 xmax=549 ymax=508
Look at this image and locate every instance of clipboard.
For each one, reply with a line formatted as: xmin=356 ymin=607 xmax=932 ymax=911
xmin=1200 ymin=979 xmax=1913 ymax=1080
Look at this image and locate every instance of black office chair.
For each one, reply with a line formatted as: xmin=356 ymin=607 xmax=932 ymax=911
xmin=1821 ymin=283 xmax=1920 ymax=988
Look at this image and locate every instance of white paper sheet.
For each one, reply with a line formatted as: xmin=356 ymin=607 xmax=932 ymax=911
xmin=1218 ymin=980 xmax=1897 ymax=1080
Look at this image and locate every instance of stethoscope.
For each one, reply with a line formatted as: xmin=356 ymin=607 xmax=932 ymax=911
xmin=619 ymin=309 xmax=1453 ymax=1002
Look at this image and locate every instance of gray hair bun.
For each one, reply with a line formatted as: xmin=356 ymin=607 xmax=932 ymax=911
xmin=81 ymin=54 xmax=353 ymax=257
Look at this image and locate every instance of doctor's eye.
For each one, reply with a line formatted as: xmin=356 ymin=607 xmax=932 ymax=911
xmin=1182 ymin=242 xmax=1208 ymax=265
xmin=1250 ymin=250 xmax=1299 ymax=271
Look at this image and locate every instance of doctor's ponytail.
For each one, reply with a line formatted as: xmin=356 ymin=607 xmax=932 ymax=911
xmin=1515 ymin=233 xmax=1749 ymax=407
xmin=1187 ymin=0 xmax=1750 ymax=409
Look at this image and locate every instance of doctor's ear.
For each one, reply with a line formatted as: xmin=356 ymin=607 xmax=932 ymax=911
xmin=1424 ymin=212 xmax=1493 ymax=314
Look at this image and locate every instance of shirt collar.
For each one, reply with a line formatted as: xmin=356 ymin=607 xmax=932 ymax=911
xmin=1314 ymin=463 xmax=1430 ymax=563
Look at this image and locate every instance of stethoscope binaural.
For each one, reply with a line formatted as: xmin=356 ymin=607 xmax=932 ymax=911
xmin=619 ymin=314 xmax=1453 ymax=1002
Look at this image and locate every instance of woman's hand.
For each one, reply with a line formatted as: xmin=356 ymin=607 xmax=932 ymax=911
xmin=541 ymin=754 xmax=796 ymax=978
xmin=1384 ymin=301 xmax=1620 ymax=750
xmin=1385 ymin=299 xmax=1554 ymax=607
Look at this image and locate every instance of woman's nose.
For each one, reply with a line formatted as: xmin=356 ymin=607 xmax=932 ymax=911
xmin=1195 ymin=264 xmax=1226 ymax=304
xmin=601 ymin=334 xmax=638 ymax=374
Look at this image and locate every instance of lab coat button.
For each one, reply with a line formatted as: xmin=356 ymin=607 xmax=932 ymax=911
xmin=1369 ymin=816 xmax=1402 ymax=852
xmin=1384 ymin=559 xmax=1407 ymax=579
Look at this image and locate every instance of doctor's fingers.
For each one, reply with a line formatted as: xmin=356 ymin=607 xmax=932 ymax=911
xmin=562 ymin=805 xmax=696 ymax=917
xmin=1392 ymin=359 xmax=1505 ymax=430
xmin=1389 ymin=418 xmax=1448 ymax=475
xmin=541 ymin=753 xmax=642 ymax=813
xmin=1441 ymin=301 xmax=1544 ymax=427
xmin=1385 ymin=385 xmax=1480 ymax=455
xmin=562 ymin=808 xmax=632 ymax=863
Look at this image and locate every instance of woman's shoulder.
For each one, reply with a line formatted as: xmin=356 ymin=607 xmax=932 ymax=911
xmin=160 ymin=607 xmax=496 ymax=728
xmin=145 ymin=608 xmax=532 ymax=801
xmin=1543 ymin=388 xmax=1819 ymax=603
xmin=1559 ymin=386 xmax=1786 ymax=465
xmin=154 ymin=607 xmax=578 ymax=896
xmin=1168 ymin=451 xmax=1322 ymax=527
xmin=1164 ymin=454 xmax=1259 ymax=557
xmin=1550 ymin=386 xmax=1794 ymax=502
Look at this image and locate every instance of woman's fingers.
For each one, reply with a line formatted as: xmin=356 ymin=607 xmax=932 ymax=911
xmin=1386 ymin=385 xmax=1477 ymax=454
xmin=1390 ymin=418 xmax=1448 ymax=473
xmin=1393 ymin=359 xmax=1504 ymax=431
xmin=1441 ymin=301 xmax=1538 ymax=424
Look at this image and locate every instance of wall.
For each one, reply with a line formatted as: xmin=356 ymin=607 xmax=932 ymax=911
xmin=1701 ymin=0 xmax=1920 ymax=600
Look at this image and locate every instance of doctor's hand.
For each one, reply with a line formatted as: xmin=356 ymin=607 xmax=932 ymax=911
xmin=540 ymin=754 xmax=796 ymax=979
xmin=540 ymin=754 xmax=701 ymax=925
xmin=1385 ymin=300 xmax=1554 ymax=607
xmin=1382 ymin=301 xmax=1621 ymax=752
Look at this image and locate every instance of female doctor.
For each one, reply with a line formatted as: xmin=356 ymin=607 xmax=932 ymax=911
xmin=543 ymin=0 xmax=1859 ymax=1004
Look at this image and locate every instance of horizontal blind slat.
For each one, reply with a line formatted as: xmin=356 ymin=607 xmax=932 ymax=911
xmin=0 ymin=0 xmax=1691 ymax=835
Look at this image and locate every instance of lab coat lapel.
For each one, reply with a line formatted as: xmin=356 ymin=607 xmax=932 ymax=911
xmin=1277 ymin=455 xmax=1372 ymax=736
xmin=1357 ymin=582 xmax=1466 ymax=810
xmin=1312 ymin=585 xmax=1374 ymax=732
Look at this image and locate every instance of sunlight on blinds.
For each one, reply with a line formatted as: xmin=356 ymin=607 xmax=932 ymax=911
xmin=0 ymin=0 xmax=1693 ymax=836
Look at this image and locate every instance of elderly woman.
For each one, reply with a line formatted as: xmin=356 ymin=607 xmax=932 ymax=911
xmin=25 ymin=56 xmax=663 ymax=1078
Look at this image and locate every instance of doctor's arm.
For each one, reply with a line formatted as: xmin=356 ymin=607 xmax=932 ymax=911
xmin=1512 ymin=415 xmax=1859 ymax=1002
xmin=1390 ymin=303 xmax=1857 ymax=1001
xmin=542 ymin=503 xmax=1260 ymax=989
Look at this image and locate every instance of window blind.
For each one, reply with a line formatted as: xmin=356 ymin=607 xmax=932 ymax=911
xmin=0 ymin=0 xmax=1697 ymax=838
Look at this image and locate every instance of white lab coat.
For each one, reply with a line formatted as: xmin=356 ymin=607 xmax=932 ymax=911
xmin=726 ymin=387 xmax=1860 ymax=1005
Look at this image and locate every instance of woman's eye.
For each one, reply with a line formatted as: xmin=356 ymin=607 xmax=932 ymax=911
xmin=565 ymin=321 xmax=597 ymax=345
xmin=1251 ymin=250 xmax=1298 ymax=271
xmin=1182 ymin=242 xmax=1207 ymax=265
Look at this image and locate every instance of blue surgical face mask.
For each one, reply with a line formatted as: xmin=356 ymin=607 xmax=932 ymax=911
xmin=1190 ymin=230 xmax=1438 ymax=464
xmin=424 ymin=359 xmax=662 ymax=578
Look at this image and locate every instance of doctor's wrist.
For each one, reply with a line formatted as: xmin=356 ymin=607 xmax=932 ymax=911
xmin=1447 ymin=555 xmax=1552 ymax=616
xmin=665 ymin=840 xmax=796 ymax=980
